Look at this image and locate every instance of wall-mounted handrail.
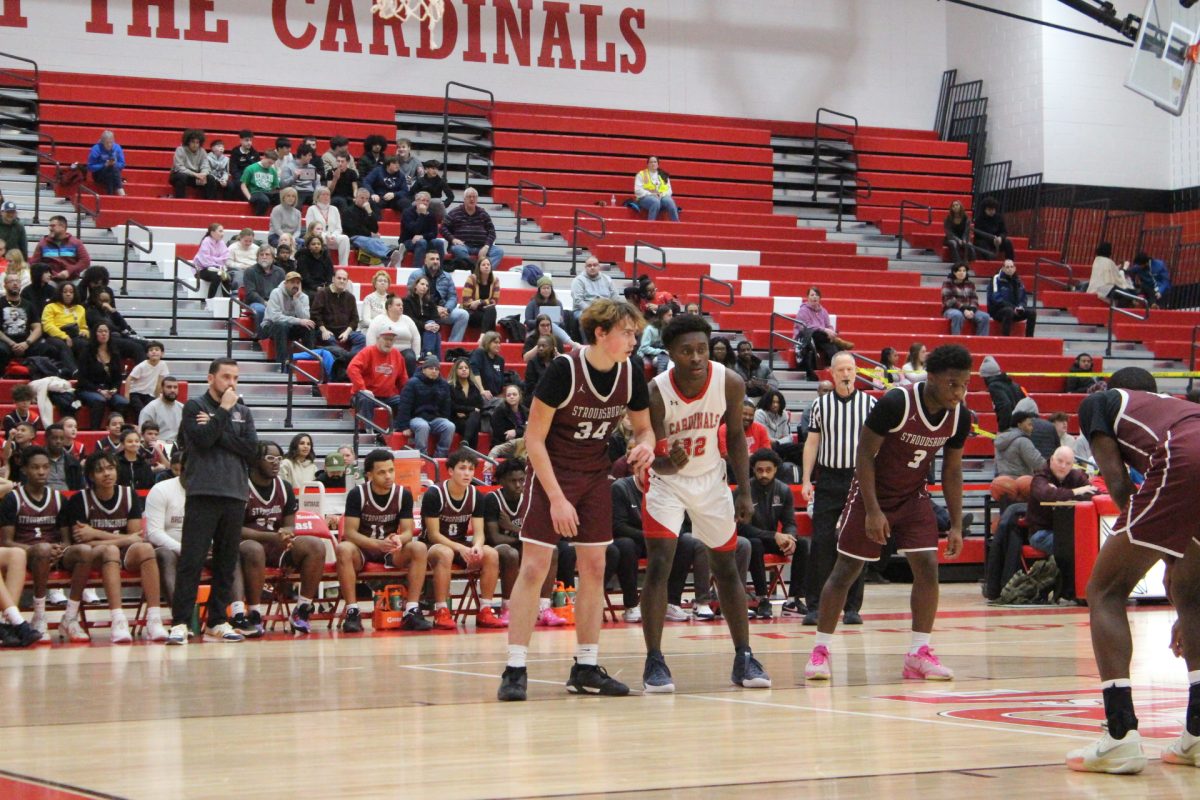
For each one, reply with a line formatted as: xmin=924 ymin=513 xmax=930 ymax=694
xmin=514 ymin=180 xmax=546 ymax=244
xmin=767 ymin=312 xmax=806 ymax=372
xmin=834 ymin=173 xmax=872 ymax=233
xmin=1031 ymin=257 xmax=1074 ymax=302
xmin=812 ymin=107 xmax=859 ymax=202
xmin=351 ymin=389 xmax=395 ymax=453
xmin=1105 ymin=289 xmax=1151 ymax=357
xmin=464 ymin=151 xmax=493 ymax=189
xmin=698 ymin=275 xmax=734 ymax=316
xmin=120 ymin=219 xmax=152 ymax=297
xmin=1189 ymin=324 xmax=1200 ymax=393
xmin=569 ymin=208 xmax=606 ymax=276
xmin=4 ymin=142 xmax=61 ymax=223
xmin=442 ymin=81 xmax=494 ymax=175
xmin=73 ymin=184 xmax=100 ymax=238
xmin=631 ymin=239 xmax=666 ymax=284
xmin=225 ymin=294 xmax=258 ymax=360
xmin=283 ymin=340 xmax=326 ymax=429
xmin=169 ymin=256 xmax=200 ymax=336
xmin=418 ymin=452 xmax=441 ymax=483
xmin=896 ymin=199 xmax=934 ymax=260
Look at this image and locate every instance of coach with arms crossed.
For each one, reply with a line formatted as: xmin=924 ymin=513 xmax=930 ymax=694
xmin=167 ymin=358 xmax=259 ymax=645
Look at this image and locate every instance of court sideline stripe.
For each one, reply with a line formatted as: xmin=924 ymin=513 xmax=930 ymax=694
xmin=0 ymin=769 xmax=128 ymax=800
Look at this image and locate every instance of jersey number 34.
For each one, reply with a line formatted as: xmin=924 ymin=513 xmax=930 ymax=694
xmin=574 ymin=421 xmax=612 ymax=440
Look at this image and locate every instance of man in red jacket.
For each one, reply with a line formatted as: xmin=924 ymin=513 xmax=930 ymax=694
xmin=348 ymin=330 xmax=409 ymax=435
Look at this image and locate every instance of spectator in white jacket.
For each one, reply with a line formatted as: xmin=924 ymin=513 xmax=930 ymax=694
xmin=1087 ymin=241 xmax=1133 ymax=303
xmin=305 ymin=186 xmax=351 ymax=265
xmin=145 ymin=461 xmax=186 ymax=602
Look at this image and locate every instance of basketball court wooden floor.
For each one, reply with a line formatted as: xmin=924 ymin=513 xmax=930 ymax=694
xmin=0 ymin=584 xmax=1197 ymax=799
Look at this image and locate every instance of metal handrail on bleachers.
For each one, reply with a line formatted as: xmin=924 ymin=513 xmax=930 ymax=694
xmin=225 ymin=294 xmax=258 ymax=359
xmin=352 ymin=390 xmax=395 ymax=454
xmin=0 ymin=51 xmax=38 ymax=92
xmin=834 ymin=173 xmax=871 ymax=233
xmin=767 ymin=311 xmax=805 ymax=372
xmin=464 ymin=151 xmax=493 ymax=189
xmin=283 ymin=341 xmax=326 ymax=429
xmin=513 ymin=180 xmax=546 ymax=244
xmin=73 ymin=184 xmax=100 ymax=239
xmin=895 ymin=200 xmax=933 ymax=259
xmin=569 ymin=208 xmax=606 ymax=276
xmin=1105 ymin=288 xmax=1151 ymax=357
xmin=1031 ymin=257 xmax=1075 ymax=302
xmin=811 ymin=107 xmax=858 ymax=202
xmin=4 ymin=142 xmax=61 ymax=223
xmin=698 ymin=275 xmax=733 ymax=316
xmin=442 ymin=81 xmax=494 ymax=180
xmin=120 ymin=219 xmax=153 ymax=297
xmin=632 ymin=240 xmax=666 ymax=284
xmin=168 ymin=255 xmax=201 ymax=336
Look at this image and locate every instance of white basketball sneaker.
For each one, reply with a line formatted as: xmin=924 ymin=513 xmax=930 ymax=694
xmin=1066 ymin=729 xmax=1147 ymax=774
xmin=1162 ymin=729 xmax=1200 ymax=767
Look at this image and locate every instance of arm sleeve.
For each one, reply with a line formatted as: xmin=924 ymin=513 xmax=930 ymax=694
xmin=342 ymin=487 xmax=362 ymax=520
xmin=62 ymin=493 xmax=85 ymax=529
xmin=481 ymin=492 xmax=500 ymax=524
xmin=400 ymin=489 xmax=414 ymax=519
xmin=282 ymin=481 xmax=300 ymax=518
xmin=627 ymin=364 xmax=649 ymax=412
xmin=0 ymin=493 xmax=17 ymax=528
xmin=143 ymin=484 xmax=174 ymax=550
xmin=1078 ymin=391 xmax=1120 ymax=442
xmin=128 ymin=493 xmax=145 ymax=521
xmin=864 ymin=388 xmax=907 ymax=436
xmin=420 ymin=488 xmax=442 ymax=519
xmin=532 ymin=356 xmax=573 ymax=409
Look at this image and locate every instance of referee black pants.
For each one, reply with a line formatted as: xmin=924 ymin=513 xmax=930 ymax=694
xmin=171 ymin=496 xmax=246 ymax=629
xmin=803 ymin=468 xmax=865 ymax=613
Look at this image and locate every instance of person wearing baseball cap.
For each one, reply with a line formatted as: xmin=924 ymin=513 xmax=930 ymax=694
xmin=0 ymin=200 xmax=29 ymax=260
xmin=347 ymin=325 xmax=409 ymax=441
xmin=261 ymin=270 xmax=316 ymax=370
xmin=394 ymin=353 xmax=455 ymax=457
xmin=412 ymin=158 xmax=453 ymax=206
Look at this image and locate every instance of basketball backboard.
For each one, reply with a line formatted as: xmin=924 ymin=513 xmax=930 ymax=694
xmin=1126 ymin=0 xmax=1200 ymax=115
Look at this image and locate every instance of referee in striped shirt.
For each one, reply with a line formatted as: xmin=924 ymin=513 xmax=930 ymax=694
xmin=799 ymin=351 xmax=875 ymax=625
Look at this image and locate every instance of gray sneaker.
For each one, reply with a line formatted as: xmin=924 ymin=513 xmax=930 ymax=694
xmin=642 ymin=651 xmax=675 ymax=694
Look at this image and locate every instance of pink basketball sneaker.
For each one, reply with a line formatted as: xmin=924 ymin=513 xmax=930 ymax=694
xmin=804 ymin=645 xmax=831 ymax=681
xmin=537 ymin=608 xmax=568 ymax=627
xmin=903 ymin=646 xmax=954 ymax=680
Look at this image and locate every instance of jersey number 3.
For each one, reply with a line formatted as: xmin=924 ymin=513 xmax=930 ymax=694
xmin=906 ymin=449 xmax=929 ymax=469
xmin=574 ymin=420 xmax=612 ymax=440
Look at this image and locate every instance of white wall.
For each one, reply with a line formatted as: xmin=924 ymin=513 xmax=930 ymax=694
xmin=1 ymin=0 xmax=948 ymax=130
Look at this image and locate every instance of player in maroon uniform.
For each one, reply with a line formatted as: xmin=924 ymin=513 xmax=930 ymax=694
xmin=0 ymin=446 xmax=67 ymax=644
xmin=63 ymin=450 xmax=166 ymax=643
xmin=239 ymin=441 xmax=327 ymax=636
xmin=421 ymin=449 xmax=506 ymax=630
xmin=499 ymin=298 xmax=655 ymax=702
xmin=1067 ymin=367 xmax=1200 ymax=774
xmin=805 ymin=344 xmax=971 ymax=682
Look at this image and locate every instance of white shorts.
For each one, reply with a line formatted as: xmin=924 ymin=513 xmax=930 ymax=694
xmin=644 ymin=468 xmax=738 ymax=551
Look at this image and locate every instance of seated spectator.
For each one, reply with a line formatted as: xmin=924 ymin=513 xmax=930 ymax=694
xmin=445 ymin=187 xmax=504 ymax=270
xmin=524 ymin=278 xmax=574 ymax=346
xmin=358 ymin=134 xmax=389 ymax=178
xmin=624 ymin=274 xmax=674 ymax=315
xmin=124 ymin=340 xmax=169 ymax=416
xmin=3 ymin=384 xmax=40 ymax=432
xmin=44 ymin=423 xmax=83 ymax=491
xmin=60 ymin=415 xmax=85 ymax=459
xmin=273 ymin=240 xmax=297 ymax=274
xmin=137 ymin=375 xmax=183 ymax=445
xmin=901 ymin=342 xmax=929 ymax=385
xmin=315 ymin=451 xmax=349 ymax=490
xmin=1048 ymin=411 xmax=1075 ymax=449
xmin=792 ymin=287 xmax=852 ymax=382
xmin=411 ymin=159 xmax=454 ymax=205
xmin=987 ymin=259 xmax=1037 ymax=337
xmin=741 ymin=449 xmax=809 ymax=619
xmin=366 ymin=293 xmax=420 ymax=378
xmin=396 ymin=354 xmax=456 ymax=457
xmin=242 ymin=245 xmax=285 ymax=332
xmin=77 ymin=265 xmax=112 ymax=307
xmin=322 ymin=135 xmax=351 ymax=175
xmin=1026 ymin=447 xmax=1097 ymax=553
xmin=0 ymin=421 xmax=36 ymax=481
xmin=1087 ymin=241 xmax=1133 ymax=303
xmin=972 ymin=197 xmax=1015 ymax=260
xmin=448 ymin=357 xmax=483 ymax=449
xmin=404 ymin=276 xmax=443 ymax=358
xmin=138 ymin=422 xmax=171 ymax=475
xmin=41 ymin=281 xmax=89 ymax=355
xmin=1126 ymin=251 xmax=1171 ymax=308
xmin=170 ymin=129 xmax=215 ymax=198
xmin=114 ymin=428 xmax=155 ymax=490
xmin=0 ymin=271 xmax=76 ymax=376
xmin=75 ymin=323 xmax=129 ymax=428
xmin=394 ymin=137 xmax=422 ymax=190
xmin=638 ymin=305 xmax=671 ymax=374
xmin=1065 ymin=354 xmax=1107 ymax=399
xmin=205 ymin=139 xmax=232 ymax=198
xmin=296 ymin=229 xmax=334 ymax=301
xmin=400 ymin=191 xmax=447 ymax=266
xmin=734 ymin=340 xmax=779 ymax=397
xmin=1012 ymin=396 xmax=1060 ymax=460
xmin=349 ymin=327 xmax=408 ymax=435
xmin=228 ymin=129 xmax=259 ymax=197
xmin=240 ymin=150 xmax=279 ymax=216
xmin=85 ymin=287 xmax=147 ymax=364
xmin=359 ymin=270 xmax=392 ymax=330
xmin=570 ymin=255 xmax=618 ymax=329
xmin=524 ymin=314 xmax=571 ymax=360
xmin=718 ymin=400 xmax=773 ymax=474
xmin=876 ymin=347 xmax=903 ymax=386
xmin=979 ymin=355 xmax=1023 ymax=431
xmin=523 ymin=334 xmax=557 ymax=395
xmin=994 ymin=410 xmax=1046 ymax=478
xmin=280 ymin=433 xmax=318 ymax=487
xmin=943 ymin=199 xmax=972 ymax=263
xmin=274 ymin=136 xmax=293 ymax=171
xmin=634 ymin=156 xmax=680 ymax=221
xmin=611 ymin=472 xmax=696 ymax=623
xmin=262 ymin=272 xmax=316 ymax=367
xmin=269 ymin=188 xmax=302 ymax=248
xmin=0 ymin=200 xmax=29 ymax=259
xmin=364 ymin=156 xmax=411 ymax=217
xmin=470 ymin=331 xmax=506 ymax=403
xmin=344 ymin=188 xmax=397 ymax=263
xmin=325 ymin=150 xmax=360 ymax=217
xmin=192 ymin=223 xmax=233 ymax=299
xmin=755 ymin=389 xmax=804 ymax=466
xmin=305 ymin=189 xmax=351 ymax=265
xmin=489 ymin=384 xmax=527 ymax=451
xmin=143 ymin=452 xmax=186 ymax=597
xmin=406 ymin=251 xmax=469 ymax=343
xmin=31 ymin=215 xmax=90 ymax=280
xmin=5 ymin=249 xmax=30 ymax=290
xmin=21 ymin=264 xmax=54 ymax=319
xmin=941 ymin=263 xmax=990 ymax=336
xmin=462 ymin=256 xmax=500 ymax=334
xmin=91 ymin=412 xmax=126 ymax=455
xmin=312 ymin=268 xmax=366 ymax=374
xmin=87 ymin=130 xmax=125 ymax=196
xmin=279 ymin=143 xmax=322 ymax=206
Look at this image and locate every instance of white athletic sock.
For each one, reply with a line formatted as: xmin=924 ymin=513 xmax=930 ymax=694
xmin=575 ymin=644 xmax=599 ymax=666
xmin=297 ymin=595 xmax=313 ymax=607
xmin=814 ymin=632 xmax=834 ymax=650
xmin=909 ymin=631 xmax=932 ymax=654
xmin=1100 ymin=678 xmax=1133 ymax=689
xmin=507 ymin=644 xmax=528 ymax=669
xmin=4 ymin=606 xmax=23 ymax=625
xmin=111 ymin=609 xmax=127 ymax=624
xmin=435 ymin=601 xmax=448 ymax=610
xmin=539 ymin=597 xmax=551 ymax=611
xmin=230 ymin=601 xmax=246 ymax=616
xmin=489 ymin=599 xmax=501 ymax=610
xmin=65 ymin=599 xmax=80 ymax=619
xmin=33 ymin=597 xmax=46 ymax=616
xmin=1188 ymin=670 xmax=1200 ymax=685
xmin=405 ymin=602 xmax=419 ymax=613
xmin=146 ymin=607 xmax=162 ymax=623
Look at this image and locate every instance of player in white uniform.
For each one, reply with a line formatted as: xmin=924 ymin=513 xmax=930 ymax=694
xmin=641 ymin=314 xmax=770 ymax=692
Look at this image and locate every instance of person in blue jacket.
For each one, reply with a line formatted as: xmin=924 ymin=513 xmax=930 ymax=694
xmin=87 ymin=130 xmax=125 ymax=195
xmin=1127 ymin=252 xmax=1171 ymax=308
xmin=363 ymin=157 xmax=411 ymax=219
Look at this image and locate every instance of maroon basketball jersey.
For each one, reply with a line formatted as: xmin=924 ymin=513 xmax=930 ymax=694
xmin=11 ymin=486 xmax=62 ymax=545
xmin=872 ymin=383 xmax=964 ymax=504
xmin=1107 ymin=389 xmax=1200 ymax=473
xmin=434 ymin=481 xmax=477 ymax=543
xmin=548 ymin=347 xmax=633 ymax=473
xmin=355 ymin=483 xmax=409 ymax=540
xmin=245 ymin=477 xmax=288 ymax=533
xmin=80 ymin=487 xmax=135 ymax=532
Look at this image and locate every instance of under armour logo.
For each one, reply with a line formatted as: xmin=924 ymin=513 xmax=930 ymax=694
xmin=669 ymin=400 xmax=680 ymax=406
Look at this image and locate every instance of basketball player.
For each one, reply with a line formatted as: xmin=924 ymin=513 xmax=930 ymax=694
xmin=805 ymin=344 xmax=972 ymax=682
xmin=640 ymin=313 xmax=770 ymax=692
xmin=498 ymin=298 xmax=655 ymax=702
xmin=0 ymin=543 xmax=39 ymax=646
xmin=421 ymin=449 xmax=506 ymax=630
xmin=63 ymin=450 xmax=168 ymax=643
xmin=240 ymin=441 xmax=327 ymax=635
xmin=483 ymin=458 xmax=568 ymax=627
xmin=1066 ymin=367 xmax=1200 ymax=774
xmin=335 ymin=449 xmax=433 ymax=633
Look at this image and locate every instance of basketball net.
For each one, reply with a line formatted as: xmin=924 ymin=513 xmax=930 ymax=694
xmin=372 ymin=0 xmax=445 ymax=27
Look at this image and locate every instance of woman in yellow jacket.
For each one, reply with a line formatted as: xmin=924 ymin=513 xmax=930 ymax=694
xmin=633 ymin=155 xmax=680 ymax=221
xmin=41 ymin=281 xmax=89 ymax=354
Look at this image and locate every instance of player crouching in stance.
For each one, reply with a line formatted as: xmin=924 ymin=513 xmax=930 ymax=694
xmin=805 ymin=344 xmax=971 ymax=682
xmin=498 ymin=299 xmax=655 ymax=701
xmin=1066 ymin=367 xmax=1200 ymax=774
xmin=641 ymin=313 xmax=770 ymax=692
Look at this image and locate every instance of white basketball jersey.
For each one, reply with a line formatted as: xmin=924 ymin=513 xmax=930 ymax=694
xmin=652 ymin=362 xmax=727 ymax=479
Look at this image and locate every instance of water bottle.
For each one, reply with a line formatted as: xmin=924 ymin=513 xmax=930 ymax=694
xmin=610 ymin=192 xmax=617 ymax=207
xmin=482 ymin=463 xmax=494 ymax=485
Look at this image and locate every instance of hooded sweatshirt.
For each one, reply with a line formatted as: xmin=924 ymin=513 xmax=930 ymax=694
xmin=994 ymin=427 xmax=1046 ymax=478
xmin=1013 ymin=396 xmax=1060 ymax=459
